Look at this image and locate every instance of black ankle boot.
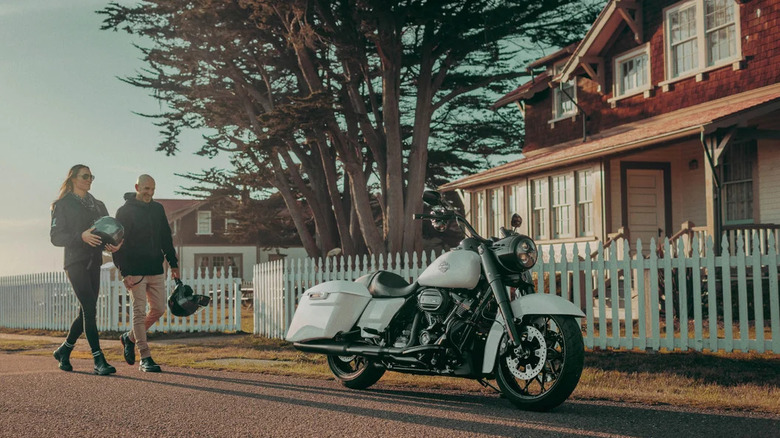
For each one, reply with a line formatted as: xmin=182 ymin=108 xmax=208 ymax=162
xmin=93 ymin=351 xmax=116 ymax=375
xmin=53 ymin=343 xmax=73 ymax=372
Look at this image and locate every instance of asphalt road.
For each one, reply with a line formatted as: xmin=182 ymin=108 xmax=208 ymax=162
xmin=1 ymin=352 xmax=779 ymax=438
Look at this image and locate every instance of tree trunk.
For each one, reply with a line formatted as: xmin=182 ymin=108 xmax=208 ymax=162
xmin=313 ymin=132 xmax=356 ymax=255
xmin=269 ymin=156 xmax=320 ymax=257
xmin=377 ymin=31 xmax=405 ymax=255
xmin=403 ymin=28 xmax=435 ymax=255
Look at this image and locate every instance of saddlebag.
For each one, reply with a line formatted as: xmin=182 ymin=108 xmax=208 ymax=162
xmin=285 ymin=281 xmax=371 ymax=342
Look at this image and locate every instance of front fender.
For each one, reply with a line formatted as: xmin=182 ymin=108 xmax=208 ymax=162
xmin=512 ymin=293 xmax=585 ymax=319
xmin=481 ymin=293 xmax=585 ymax=374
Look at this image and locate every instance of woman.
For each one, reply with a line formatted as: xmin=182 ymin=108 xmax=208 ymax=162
xmin=50 ymin=165 xmax=122 ymax=375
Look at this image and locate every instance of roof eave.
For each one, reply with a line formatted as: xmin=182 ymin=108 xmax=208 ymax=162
xmin=440 ymin=126 xmax=701 ymax=191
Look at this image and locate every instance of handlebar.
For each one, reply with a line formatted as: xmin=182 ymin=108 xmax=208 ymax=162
xmin=413 ymin=211 xmax=491 ymax=244
xmin=413 ymin=213 xmax=447 ymax=220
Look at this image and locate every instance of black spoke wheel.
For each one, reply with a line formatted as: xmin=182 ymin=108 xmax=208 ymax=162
xmin=495 ymin=315 xmax=584 ymax=411
xmin=327 ymin=354 xmax=386 ymax=390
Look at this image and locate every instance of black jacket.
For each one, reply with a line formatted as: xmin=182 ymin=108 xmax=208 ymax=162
xmin=112 ymin=192 xmax=179 ymax=276
xmin=50 ymin=193 xmax=108 ymax=269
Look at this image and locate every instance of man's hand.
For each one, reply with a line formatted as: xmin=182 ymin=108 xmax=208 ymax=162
xmin=122 ymin=276 xmax=135 ymax=289
xmin=81 ymin=227 xmax=102 ymax=247
xmin=171 ymin=267 xmax=180 ymax=280
xmin=105 ymin=239 xmax=123 ymax=253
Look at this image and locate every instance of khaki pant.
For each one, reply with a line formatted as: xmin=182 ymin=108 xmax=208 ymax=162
xmin=126 ymin=274 xmax=166 ymax=359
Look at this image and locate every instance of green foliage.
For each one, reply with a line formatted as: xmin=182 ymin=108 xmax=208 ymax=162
xmin=98 ymin=0 xmax=602 ymax=255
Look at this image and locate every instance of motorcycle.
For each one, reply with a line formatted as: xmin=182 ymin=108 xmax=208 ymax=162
xmin=286 ymin=189 xmax=585 ymax=411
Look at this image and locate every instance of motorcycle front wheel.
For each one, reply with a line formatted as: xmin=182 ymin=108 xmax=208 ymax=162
xmin=495 ymin=315 xmax=584 ymax=412
xmin=327 ymin=354 xmax=386 ymax=390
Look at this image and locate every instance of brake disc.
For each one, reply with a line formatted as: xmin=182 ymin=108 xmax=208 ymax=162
xmin=505 ymin=325 xmax=547 ymax=380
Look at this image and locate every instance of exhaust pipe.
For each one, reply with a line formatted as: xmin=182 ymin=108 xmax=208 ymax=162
xmin=293 ymin=341 xmax=443 ymax=358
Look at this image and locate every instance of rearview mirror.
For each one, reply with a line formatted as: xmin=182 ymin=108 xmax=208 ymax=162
xmin=510 ymin=213 xmax=522 ymax=228
xmin=422 ymin=190 xmax=443 ymax=207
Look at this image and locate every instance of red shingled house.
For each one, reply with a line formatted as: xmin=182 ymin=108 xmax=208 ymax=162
xmin=156 ymin=198 xmax=307 ymax=280
xmin=441 ymin=0 xmax=780 ymax=256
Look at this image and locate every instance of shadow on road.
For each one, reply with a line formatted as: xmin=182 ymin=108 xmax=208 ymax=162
xmin=107 ymin=368 xmax=780 ymax=438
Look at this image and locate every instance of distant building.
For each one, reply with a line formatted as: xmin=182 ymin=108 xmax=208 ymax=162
xmin=156 ymin=197 xmax=307 ymax=280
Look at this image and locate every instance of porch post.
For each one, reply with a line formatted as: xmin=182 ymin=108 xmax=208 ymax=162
xmin=702 ymin=134 xmax=720 ymax=249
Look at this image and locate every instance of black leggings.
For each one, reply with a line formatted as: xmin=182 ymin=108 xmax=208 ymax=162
xmin=65 ymin=260 xmax=102 ymax=353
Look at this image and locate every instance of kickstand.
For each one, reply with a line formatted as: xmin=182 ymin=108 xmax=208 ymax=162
xmin=477 ymin=378 xmax=501 ymax=394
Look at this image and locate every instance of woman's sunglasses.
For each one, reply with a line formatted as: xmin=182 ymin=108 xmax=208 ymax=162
xmin=78 ymin=174 xmax=95 ymax=181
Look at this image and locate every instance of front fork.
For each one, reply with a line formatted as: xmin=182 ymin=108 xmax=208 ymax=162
xmin=478 ymin=243 xmax=525 ymax=352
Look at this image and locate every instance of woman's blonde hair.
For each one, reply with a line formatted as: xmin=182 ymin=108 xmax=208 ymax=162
xmin=53 ymin=164 xmax=89 ymax=207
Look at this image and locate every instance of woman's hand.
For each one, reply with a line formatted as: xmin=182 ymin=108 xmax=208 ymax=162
xmin=81 ymin=227 xmax=102 ymax=247
xmin=105 ymin=239 xmax=123 ymax=253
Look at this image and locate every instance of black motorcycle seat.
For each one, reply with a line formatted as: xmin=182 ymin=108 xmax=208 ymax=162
xmin=356 ymin=271 xmax=418 ymax=298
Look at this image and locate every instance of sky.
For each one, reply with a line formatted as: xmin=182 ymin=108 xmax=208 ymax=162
xmin=0 ymin=0 xmax=232 ymax=276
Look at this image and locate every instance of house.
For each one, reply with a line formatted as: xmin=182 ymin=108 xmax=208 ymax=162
xmin=157 ymin=198 xmax=307 ymax=280
xmin=441 ymin=0 xmax=780 ymax=256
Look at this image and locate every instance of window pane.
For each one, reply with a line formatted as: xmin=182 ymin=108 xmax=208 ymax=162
xmin=722 ymin=142 xmax=756 ymax=223
xmin=704 ymin=0 xmax=736 ymax=65
xmin=555 ymin=80 xmax=576 ymax=118
xmin=577 ymin=170 xmax=593 ymax=236
xmin=705 ymin=0 xmax=734 ymax=29
xmin=669 ymin=5 xmax=699 ymax=77
xmin=197 ymin=211 xmax=212 ymax=234
xmin=551 ymin=175 xmax=572 ymax=238
xmin=618 ymin=53 xmax=649 ymax=95
xmin=532 ymin=179 xmax=547 ymax=239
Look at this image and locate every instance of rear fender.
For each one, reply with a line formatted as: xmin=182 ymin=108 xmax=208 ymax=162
xmin=481 ymin=294 xmax=585 ymax=374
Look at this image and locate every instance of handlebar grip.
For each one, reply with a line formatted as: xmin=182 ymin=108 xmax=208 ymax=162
xmin=414 ymin=213 xmax=447 ymax=220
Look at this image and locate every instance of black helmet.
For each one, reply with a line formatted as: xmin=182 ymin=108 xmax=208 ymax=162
xmin=168 ymin=279 xmax=211 ymax=317
xmin=91 ymin=216 xmax=124 ymax=246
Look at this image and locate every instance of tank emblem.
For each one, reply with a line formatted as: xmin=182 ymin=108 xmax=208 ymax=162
xmin=438 ymin=261 xmax=450 ymax=273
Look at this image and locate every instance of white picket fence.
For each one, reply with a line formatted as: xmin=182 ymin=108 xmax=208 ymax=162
xmin=253 ymin=233 xmax=780 ymax=354
xmin=0 ymin=268 xmax=242 ymax=333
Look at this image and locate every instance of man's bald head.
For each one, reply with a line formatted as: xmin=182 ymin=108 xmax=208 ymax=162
xmin=135 ymin=174 xmax=156 ymax=203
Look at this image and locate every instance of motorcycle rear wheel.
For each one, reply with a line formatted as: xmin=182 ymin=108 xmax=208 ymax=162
xmin=495 ymin=315 xmax=584 ymax=412
xmin=327 ymin=354 xmax=386 ymax=390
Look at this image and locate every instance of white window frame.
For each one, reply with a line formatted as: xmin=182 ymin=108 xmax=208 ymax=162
xmin=722 ymin=141 xmax=756 ymax=225
xmin=551 ymin=174 xmax=574 ymax=239
xmin=489 ymin=187 xmax=505 ymax=237
xmin=197 ymin=210 xmax=212 ymax=235
xmin=531 ymin=167 xmax=596 ymax=242
xmin=224 ymin=211 xmax=238 ymax=233
xmin=550 ymin=62 xmax=578 ymax=123
xmin=475 ymin=191 xmax=486 ymax=237
xmin=551 ymin=79 xmax=577 ymax=122
xmin=612 ymin=44 xmax=652 ymax=100
xmin=662 ymin=0 xmax=742 ymax=85
xmin=577 ymin=170 xmax=594 ymax=237
xmin=531 ymin=178 xmax=549 ymax=240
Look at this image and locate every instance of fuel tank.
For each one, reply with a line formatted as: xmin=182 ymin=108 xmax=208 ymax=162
xmin=417 ymin=249 xmax=481 ymax=289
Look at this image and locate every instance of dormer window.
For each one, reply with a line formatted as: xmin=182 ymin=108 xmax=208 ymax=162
xmin=664 ymin=0 xmax=740 ymax=81
xmin=197 ymin=210 xmax=212 ymax=235
xmin=552 ymin=62 xmax=577 ymax=121
xmin=614 ymin=44 xmax=651 ymax=98
xmin=224 ymin=211 xmax=238 ymax=233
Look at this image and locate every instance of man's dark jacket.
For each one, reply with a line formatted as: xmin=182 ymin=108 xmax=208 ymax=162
xmin=50 ymin=193 xmax=108 ymax=269
xmin=113 ymin=192 xmax=178 ymax=276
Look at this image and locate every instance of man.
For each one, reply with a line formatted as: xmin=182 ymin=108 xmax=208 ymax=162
xmin=113 ymin=174 xmax=179 ymax=372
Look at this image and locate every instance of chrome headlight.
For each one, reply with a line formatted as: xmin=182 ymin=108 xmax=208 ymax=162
xmin=516 ymin=238 xmax=537 ymax=269
xmin=493 ymin=235 xmax=538 ymax=273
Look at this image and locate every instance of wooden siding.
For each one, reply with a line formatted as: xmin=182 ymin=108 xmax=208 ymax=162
xmin=522 ymin=0 xmax=780 ymax=151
